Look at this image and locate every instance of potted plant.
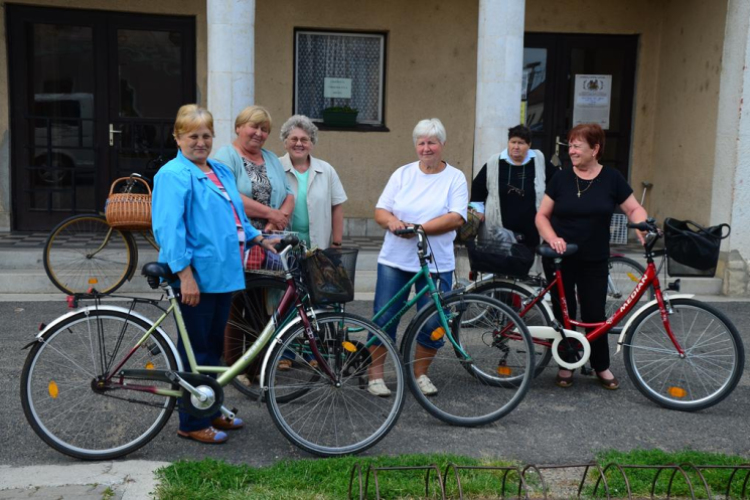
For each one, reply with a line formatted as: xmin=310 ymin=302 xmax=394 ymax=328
xmin=322 ymin=106 xmax=359 ymax=127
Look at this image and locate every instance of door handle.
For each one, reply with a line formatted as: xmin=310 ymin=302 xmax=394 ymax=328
xmin=109 ymin=124 xmax=122 ymax=146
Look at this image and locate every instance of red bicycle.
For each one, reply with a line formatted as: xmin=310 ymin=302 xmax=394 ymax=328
xmin=498 ymin=218 xmax=744 ymax=411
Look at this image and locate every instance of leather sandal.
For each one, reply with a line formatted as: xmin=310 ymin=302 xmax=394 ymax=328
xmin=555 ymin=370 xmax=574 ymax=388
xmin=596 ymin=372 xmax=620 ymax=390
xmin=177 ymin=426 xmax=228 ymax=444
xmin=211 ymin=416 xmax=245 ymax=431
xmin=278 ymin=359 xmax=293 ymax=371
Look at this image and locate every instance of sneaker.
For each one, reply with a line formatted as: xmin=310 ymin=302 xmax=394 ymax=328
xmin=416 ymin=374 xmax=438 ymax=396
xmin=367 ymin=378 xmax=392 ymax=397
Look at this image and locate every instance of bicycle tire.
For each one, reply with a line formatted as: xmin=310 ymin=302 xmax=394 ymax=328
xmin=225 ymin=275 xmax=288 ymax=400
xmin=266 ymin=312 xmax=405 ymax=456
xmin=606 ymin=256 xmax=652 ymax=325
xmin=623 ymin=298 xmax=744 ymax=411
xmin=400 ymin=294 xmax=534 ymax=426
xmin=471 ymin=281 xmax=553 ymax=377
xmin=43 ymin=215 xmax=136 ymax=295
xmin=20 ymin=309 xmax=178 ymax=460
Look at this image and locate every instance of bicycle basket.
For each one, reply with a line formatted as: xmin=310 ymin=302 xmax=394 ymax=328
xmin=244 ymin=231 xmax=300 ymax=276
xmin=105 ymin=176 xmax=152 ymax=230
xmin=609 ymin=213 xmax=628 ymax=245
xmin=302 ymin=247 xmax=358 ymax=304
xmin=664 ymin=218 xmax=730 ymax=277
xmin=466 ymin=239 xmax=534 ymax=278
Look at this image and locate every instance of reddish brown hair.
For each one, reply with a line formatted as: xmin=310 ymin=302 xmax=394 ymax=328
xmin=568 ymin=123 xmax=605 ymax=159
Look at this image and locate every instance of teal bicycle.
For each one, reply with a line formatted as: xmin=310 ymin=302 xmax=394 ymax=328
xmin=372 ymin=226 xmax=536 ymax=426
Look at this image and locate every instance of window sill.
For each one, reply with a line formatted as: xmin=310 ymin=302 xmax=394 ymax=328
xmin=316 ymin=123 xmax=390 ymax=133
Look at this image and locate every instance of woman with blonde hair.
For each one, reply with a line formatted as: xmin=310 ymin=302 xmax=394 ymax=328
xmin=153 ymin=104 xmax=277 ymax=444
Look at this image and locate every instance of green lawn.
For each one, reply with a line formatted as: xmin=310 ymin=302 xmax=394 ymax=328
xmin=154 ymin=449 xmax=750 ymax=499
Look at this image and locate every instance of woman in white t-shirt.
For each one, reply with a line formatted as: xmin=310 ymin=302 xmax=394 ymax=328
xmin=367 ymin=118 xmax=468 ymax=398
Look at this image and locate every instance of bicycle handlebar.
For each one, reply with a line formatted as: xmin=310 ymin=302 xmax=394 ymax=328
xmin=274 ymin=234 xmax=300 ymax=253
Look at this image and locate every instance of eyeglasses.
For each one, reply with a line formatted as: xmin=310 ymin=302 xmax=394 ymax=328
xmin=287 ymin=137 xmax=310 ymax=145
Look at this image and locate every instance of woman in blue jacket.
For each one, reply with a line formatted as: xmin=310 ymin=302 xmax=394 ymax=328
xmin=152 ymin=104 xmax=277 ymax=444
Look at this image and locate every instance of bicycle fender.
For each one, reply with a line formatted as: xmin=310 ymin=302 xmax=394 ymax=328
xmin=34 ymin=305 xmax=184 ymax=371
xmin=615 ymin=294 xmax=695 ymax=354
xmin=466 ymin=278 xmax=555 ymax=320
xmin=257 ymin=308 xmax=331 ymax=391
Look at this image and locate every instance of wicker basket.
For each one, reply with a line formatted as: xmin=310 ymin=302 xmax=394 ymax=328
xmin=105 ymin=177 xmax=152 ymax=230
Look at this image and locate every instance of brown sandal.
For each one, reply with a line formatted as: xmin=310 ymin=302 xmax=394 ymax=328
xmin=596 ymin=372 xmax=620 ymax=390
xmin=555 ymin=370 xmax=574 ymax=388
xmin=211 ymin=416 xmax=244 ymax=431
xmin=177 ymin=426 xmax=228 ymax=444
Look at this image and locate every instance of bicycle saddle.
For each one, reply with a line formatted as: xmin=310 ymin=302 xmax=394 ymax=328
xmin=142 ymin=262 xmax=177 ymax=288
xmin=536 ymin=244 xmax=578 ymax=258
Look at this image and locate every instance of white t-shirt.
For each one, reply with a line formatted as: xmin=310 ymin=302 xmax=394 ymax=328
xmin=376 ymin=161 xmax=468 ymax=272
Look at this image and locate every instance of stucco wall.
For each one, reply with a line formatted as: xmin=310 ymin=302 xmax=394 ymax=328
xmin=254 ymin=0 xmax=479 ymax=220
xmin=0 ymin=0 xmax=207 ymax=230
xmin=649 ymin=0 xmax=727 ymax=224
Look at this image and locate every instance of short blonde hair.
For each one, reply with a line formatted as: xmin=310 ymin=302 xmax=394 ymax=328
xmin=235 ymin=105 xmax=272 ymax=133
xmin=173 ymin=104 xmax=214 ymax=138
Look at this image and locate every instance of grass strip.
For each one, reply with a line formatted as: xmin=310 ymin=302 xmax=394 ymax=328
xmin=154 ymin=453 xmax=518 ymax=499
xmin=584 ymin=448 xmax=749 ymax=499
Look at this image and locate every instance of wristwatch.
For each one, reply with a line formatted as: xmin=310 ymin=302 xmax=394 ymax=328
xmin=331 ymin=241 xmax=342 ymax=247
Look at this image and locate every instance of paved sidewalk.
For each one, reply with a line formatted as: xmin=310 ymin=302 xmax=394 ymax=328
xmin=0 ymin=461 xmax=168 ymax=499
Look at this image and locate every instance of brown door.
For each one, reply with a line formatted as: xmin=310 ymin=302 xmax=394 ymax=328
xmin=8 ymin=5 xmax=195 ymax=230
xmin=523 ymin=33 xmax=638 ymax=179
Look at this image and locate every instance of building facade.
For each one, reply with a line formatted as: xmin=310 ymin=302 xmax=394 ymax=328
xmin=2 ymin=0 xmax=750 ymax=293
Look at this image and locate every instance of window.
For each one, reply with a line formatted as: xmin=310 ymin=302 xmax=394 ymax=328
xmin=295 ymin=30 xmax=385 ymax=126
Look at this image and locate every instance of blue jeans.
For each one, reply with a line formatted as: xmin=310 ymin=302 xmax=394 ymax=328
xmin=372 ymin=263 xmax=452 ymax=350
xmin=176 ymin=291 xmax=233 ymax=432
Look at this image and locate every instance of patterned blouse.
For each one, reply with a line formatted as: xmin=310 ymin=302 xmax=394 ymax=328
xmin=242 ymin=157 xmax=272 ymax=230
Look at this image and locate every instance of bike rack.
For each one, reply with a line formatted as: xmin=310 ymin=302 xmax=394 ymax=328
xmin=348 ymin=461 xmax=750 ymax=499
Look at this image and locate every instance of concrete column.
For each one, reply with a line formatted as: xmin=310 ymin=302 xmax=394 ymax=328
xmin=473 ymin=0 xmax=525 ymax=175
xmin=710 ymin=0 xmax=750 ymax=295
xmin=207 ymin=0 xmax=255 ymax=150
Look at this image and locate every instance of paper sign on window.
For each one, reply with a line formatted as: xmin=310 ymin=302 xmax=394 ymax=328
xmin=324 ymin=78 xmax=352 ymax=99
xmin=572 ymin=75 xmax=612 ymax=129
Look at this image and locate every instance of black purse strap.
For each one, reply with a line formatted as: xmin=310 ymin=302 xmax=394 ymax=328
xmin=666 ymin=218 xmax=731 ymax=240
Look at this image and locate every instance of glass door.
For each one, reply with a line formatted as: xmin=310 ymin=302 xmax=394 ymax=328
xmin=524 ymin=33 xmax=638 ymax=179
xmin=7 ymin=5 xmax=195 ymax=230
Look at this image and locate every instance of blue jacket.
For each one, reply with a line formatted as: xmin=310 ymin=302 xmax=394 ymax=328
xmin=152 ymin=151 xmax=260 ymax=293
xmin=213 ymin=145 xmax=293 ymax=210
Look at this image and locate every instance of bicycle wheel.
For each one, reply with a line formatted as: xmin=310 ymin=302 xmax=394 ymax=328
xmin=43 ymin=215 xmax=136 ymax=295
xmin=266 ymin=312 xmax=405 ymax=456
xmin=401 ymin=294 xmax=534 ymax=426
xmin=20 ymin=309 xmax=178 ymax=460
xmin=225 ymin=275 xmax=287 ymax=399
xmin=623 ymin=298 xmax=744 ymax=411
xmin=471 ymin=281 xmax=553 ymax=377
xmin=606 ymin=256 xmax=651 ymax=324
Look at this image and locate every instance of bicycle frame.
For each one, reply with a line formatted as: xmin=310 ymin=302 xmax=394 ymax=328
xmin=511 ymin=249 xmax=687 ymax=360
xmin=370 ymin=230 xmax=471 ymax=359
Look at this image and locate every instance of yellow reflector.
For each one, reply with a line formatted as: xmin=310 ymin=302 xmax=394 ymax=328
xmin=145 ymin=361 xmax=155 ymax=370
xmin=668 ymin=386 xmax=687 ymax=398
xmin=626 ymin=272 xmax=639 ymax=282
xmin=88 ymin=278 xmax=98 ymax=284
xmin=48 ymin=381 xmax=59 ymax=399
xmin=497 ymin=366 xmax=512 ymax=376
xmin=342 ymin=341 xmax=357 ymax=352
xmin=430 ymin=327 xmax=445 ymax=341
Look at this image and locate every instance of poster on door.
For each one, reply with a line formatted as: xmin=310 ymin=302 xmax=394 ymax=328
xmin=572 ymin=74 xmax=612 ymax=129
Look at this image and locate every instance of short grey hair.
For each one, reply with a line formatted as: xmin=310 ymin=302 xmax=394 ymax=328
xmin=279 ymin=115 xmax=319 ymax=145
xmin=412 ymin=118 xmax=446 ymax=145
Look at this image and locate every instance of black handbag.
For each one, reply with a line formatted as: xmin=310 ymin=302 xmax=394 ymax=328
xmin=664 ymin=218 xmax=730 ymax=276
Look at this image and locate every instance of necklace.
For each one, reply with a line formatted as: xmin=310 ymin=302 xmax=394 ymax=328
xmin=575 ymin=175 xmax=595 ymax=198
xmin=506 ymin=161 xmax=526 ymax=197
